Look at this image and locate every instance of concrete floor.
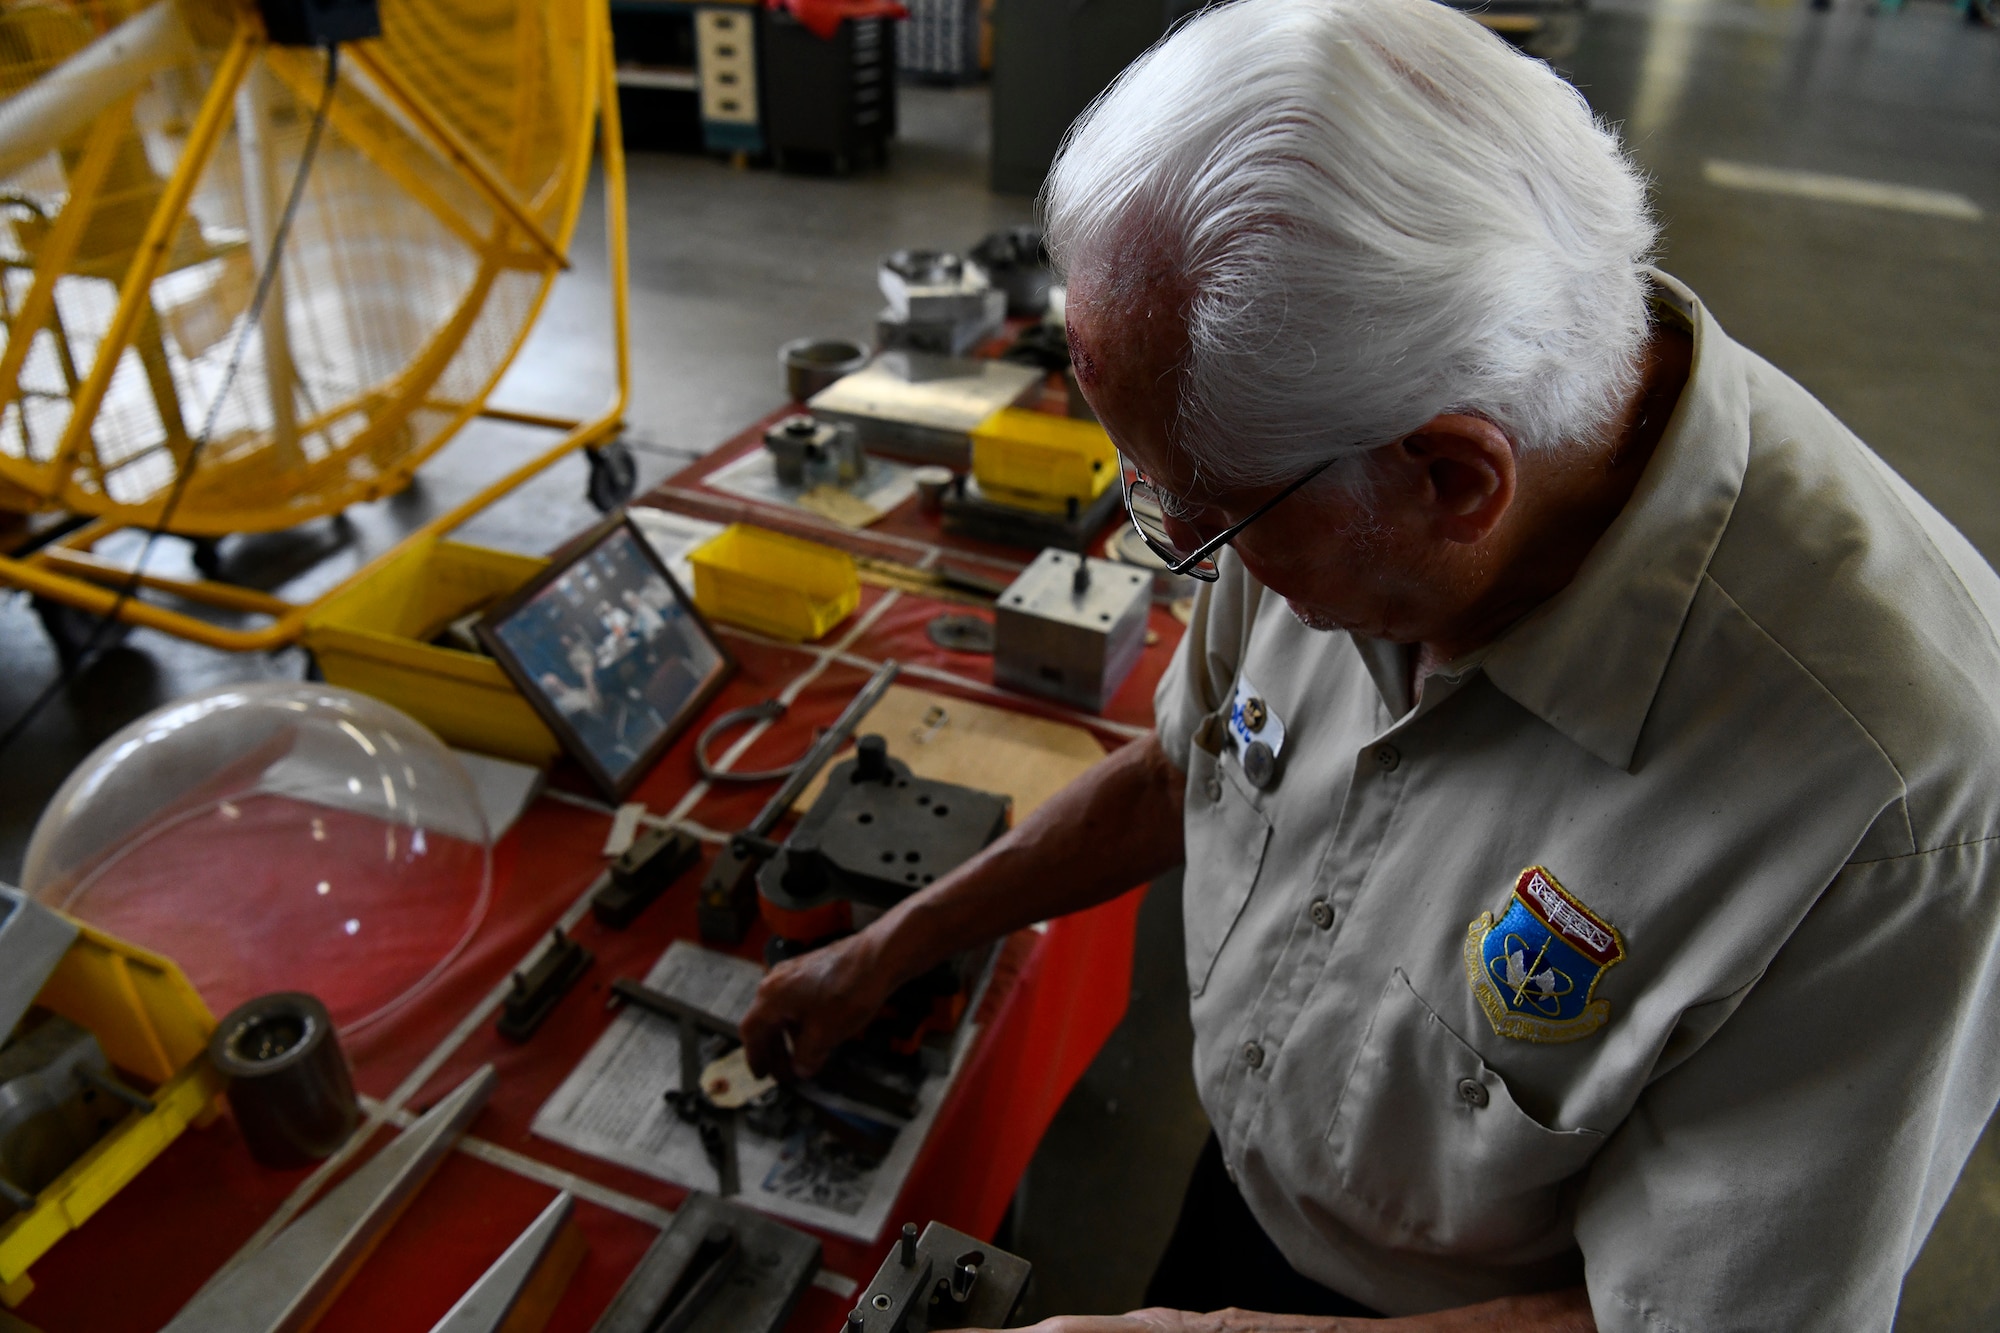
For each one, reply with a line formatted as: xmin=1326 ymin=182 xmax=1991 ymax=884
xmin=1 ymin=0 xmax=1996 ymax=1324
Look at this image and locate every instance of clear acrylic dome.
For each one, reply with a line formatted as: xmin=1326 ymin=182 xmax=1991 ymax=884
xmin=24 ymin=683 xmax=492 ymax=1034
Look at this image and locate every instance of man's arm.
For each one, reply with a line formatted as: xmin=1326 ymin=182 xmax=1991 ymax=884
xmin=738 ymin=731 xmax=1187 ymax=1079
xmin=990 ymin=1290 xmax=1595 ymax=1333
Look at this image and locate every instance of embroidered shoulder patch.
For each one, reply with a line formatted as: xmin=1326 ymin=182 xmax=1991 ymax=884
xmin=1464 ymin=866 xmax=1625 ymax=1044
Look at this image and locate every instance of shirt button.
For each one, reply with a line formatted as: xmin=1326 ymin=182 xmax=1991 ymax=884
xmin=1308 ymin=899 xmax=1335 ymax=930
xmin=1372 ymin=743 xmax=1401 ymax=772
xmin=1243 ymin=1041 xmax=1265 ymax=1070
xmin=1457 ymin=1077 xmax=1490 ymax=1109
xmin=1203 ymin=775 xmax=1223 ymax=802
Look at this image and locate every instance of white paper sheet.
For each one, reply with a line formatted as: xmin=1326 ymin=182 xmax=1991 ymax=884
xmin=626 ymin=507 xmax=725 ymax=591
xmin=702 ymin=448 xmax=918 ymax=524
xmin=532 ymin=940 xmax=982 ymax=1241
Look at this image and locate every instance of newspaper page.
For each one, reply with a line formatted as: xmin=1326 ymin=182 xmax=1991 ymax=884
xmin=533 ymin=940 xmax=983 ymax=1241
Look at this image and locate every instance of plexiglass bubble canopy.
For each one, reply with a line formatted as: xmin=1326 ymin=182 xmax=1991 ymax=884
xmin=25 ymin=683 xmax=492 ymax=1033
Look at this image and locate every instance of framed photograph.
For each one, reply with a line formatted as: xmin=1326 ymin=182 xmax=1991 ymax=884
xmin=478 ymin=514 xmax=734 ymax=798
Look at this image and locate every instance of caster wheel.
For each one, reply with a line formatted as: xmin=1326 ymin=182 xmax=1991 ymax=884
xmin=585 ymin=439 xmax=638 ymax=514
xmin=32 ymin=595 xmax=123 ymax=673
xmin=190 ymin=536 xmax=225 ymax=580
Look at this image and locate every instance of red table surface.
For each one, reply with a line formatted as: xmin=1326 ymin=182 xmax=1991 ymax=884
xmin=15 ymin=435 xmax=1181 ymax=1333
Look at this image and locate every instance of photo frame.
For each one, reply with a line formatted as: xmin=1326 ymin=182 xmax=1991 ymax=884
xmin=478 ymin=514 xmax=735 ymax=798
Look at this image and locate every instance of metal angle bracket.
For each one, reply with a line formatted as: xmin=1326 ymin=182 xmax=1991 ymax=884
xmin=427 ymin=1190 xmax=586 ymax=1333
xmin=162 ymin=1065 xmax=498 ymax=1333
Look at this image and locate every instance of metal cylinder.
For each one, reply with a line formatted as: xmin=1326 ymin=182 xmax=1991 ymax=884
xmin=779 ymin=338 xmax=869 ymax=403
xmin=210 ymin=992 xmax=359 ymax=1169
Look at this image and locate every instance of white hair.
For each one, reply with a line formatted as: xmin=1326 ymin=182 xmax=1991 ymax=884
xmin=1042 ymin=0 xmax=1659 ymax=488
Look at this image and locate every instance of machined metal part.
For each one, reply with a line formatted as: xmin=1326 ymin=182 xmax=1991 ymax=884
xmin=0 ymin=883 xmax=78 ymax=1041
xmin=875 ymin=250 xmax=1005 ymax=357
xmin=698 ymin=660 xmax=902 ymax=944
xmin=762 ymin=414 xmax=865 ymax=490
xmin=925 ymin=613 xmax=994 ymax=655
xmin=211 ymin=991 xmax=359 ymax=1169
xmin=590 ymin=1192 xmax=820 ymax=1333
xmin=806 ymin=353 xmax=1043 ymax=469
xmin=779 ymin=337 xmax=869 ymax=403
xmin=875 ymin=298 xmax=1007 ymax=360
xmin=162 ymin=1065 xmax=497 ymax=1333
xmin=939 ymin=476 xmax=1122 ymax=554
xmin=0 ymin=1014 xmax=127 ymax=1216
xmin=497 ymin=929 xmax=594 ymax=1042
xmin=994 ymin=549 xmax=1151 ymax=713
xmin=593 ymin=824 xmax=705 ymax=930
xmin=877 ymin=251 xmax=992 ymax=325
xmin=758 ymin=738 xmax=1010 ymax=919
xmin=426 ymin=1191 xmax=583 ymax=1333
xmin=851 ymin=1220 xmax=1032 ymax=1333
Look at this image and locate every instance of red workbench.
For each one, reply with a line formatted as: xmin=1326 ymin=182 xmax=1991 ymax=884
xmin=14 ymin=410 xmax=1181 ymax=1332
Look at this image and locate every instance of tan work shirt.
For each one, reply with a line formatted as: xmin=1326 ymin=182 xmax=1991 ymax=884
xmin=1153 ymin=271 xmax=2000 ymax=1331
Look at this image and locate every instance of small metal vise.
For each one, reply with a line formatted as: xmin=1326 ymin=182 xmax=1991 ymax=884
xmin=763 ymin=414 xmax=864 ymax=490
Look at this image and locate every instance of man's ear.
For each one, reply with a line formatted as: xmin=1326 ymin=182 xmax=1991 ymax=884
xmin=1397 ymin=414 xmax=1516 ymax=545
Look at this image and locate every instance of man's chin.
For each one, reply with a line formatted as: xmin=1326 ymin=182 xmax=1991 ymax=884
xmin=1286 ymin=600 xmax=1352 ymax=633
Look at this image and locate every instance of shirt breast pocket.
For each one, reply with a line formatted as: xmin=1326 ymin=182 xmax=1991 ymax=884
xmin=1181 ymin=745 xmax=1273 ymax=999
xmin=1322 ymin=969 xmax=1604 ymax=1260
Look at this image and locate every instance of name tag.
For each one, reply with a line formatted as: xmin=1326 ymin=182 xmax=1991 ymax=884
xmin=1227 ymin=676 xmax=1285 ymax=789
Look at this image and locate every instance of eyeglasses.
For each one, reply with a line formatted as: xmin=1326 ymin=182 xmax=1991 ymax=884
xmin=1119 ymin=452 xmax=1337 ymax=582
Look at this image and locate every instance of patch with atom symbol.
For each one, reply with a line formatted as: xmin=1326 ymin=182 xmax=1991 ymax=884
xmin=1465 ymin=866 xmax=1625 ymax=1043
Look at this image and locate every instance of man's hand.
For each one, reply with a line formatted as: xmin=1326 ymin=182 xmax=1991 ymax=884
xmin=740 ymin=929 xmax=897 ymax=1080
xmin=738 ymin=734 xmax=1188 ymax=1083
xmin=958 ymin=1291 xmax=1595 ymax=1333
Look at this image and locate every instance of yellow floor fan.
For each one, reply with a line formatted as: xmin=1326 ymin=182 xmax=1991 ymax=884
xmin=0 ymin=0 xmax=634 ymax=661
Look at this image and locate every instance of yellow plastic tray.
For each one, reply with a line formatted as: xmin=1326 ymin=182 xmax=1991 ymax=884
xmin=971 ymin=409 xmax=1117 ymax=515
xmin=301 ymin=537 xmax=561 ymax=765
xmin=0 ymin=920 xmax=221 ymax=1307
xmin=687 ymin=524 xmax=859 ymax=642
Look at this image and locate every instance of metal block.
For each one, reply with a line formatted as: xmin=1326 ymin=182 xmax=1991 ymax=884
xmin=763 ymin=415 xmax=865 ymax=490
xmin=875 ymin=290 xmax=1006 ymax=359
xmin=0 ymin=884 xmax=77 ymax=1041
xmin=993 ymin=550 xmax=1151 ymax=713
xmin=807 ymin=352 xmax=1044 ymax=468
xmin=591 ymin=1192 xmax=820 ymax=1333
xmin=849 ymin=1221 xmax=1031 ymax=1333
xmin=878 ymin=251 xmax=993 ymax=325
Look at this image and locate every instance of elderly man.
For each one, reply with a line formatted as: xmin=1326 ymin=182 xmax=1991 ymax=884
xmin=741 ymin=0 xmax=2000 ymax=1326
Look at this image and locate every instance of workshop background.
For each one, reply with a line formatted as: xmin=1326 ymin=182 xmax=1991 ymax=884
xmin=0 ymin=0 xmax=1994 ymax=1327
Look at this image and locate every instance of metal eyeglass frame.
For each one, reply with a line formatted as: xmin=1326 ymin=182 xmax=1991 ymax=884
xmin=1119 ymin=453 xmax=1338 ymax=582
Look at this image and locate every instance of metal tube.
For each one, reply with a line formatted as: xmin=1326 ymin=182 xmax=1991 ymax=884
xmin=0 ymin=1 xmax=193 ymax=180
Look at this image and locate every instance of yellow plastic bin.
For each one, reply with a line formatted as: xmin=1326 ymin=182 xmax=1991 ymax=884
xmin=1 ymin=919 xmax=221 ymax=1307
xmin=687 ymin=524 xmax=860 ymax=642
xmin=971 ymin=409 xmax=1117 ymax=514
xmin=301 ymin=537 xmax=561 ymax=765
